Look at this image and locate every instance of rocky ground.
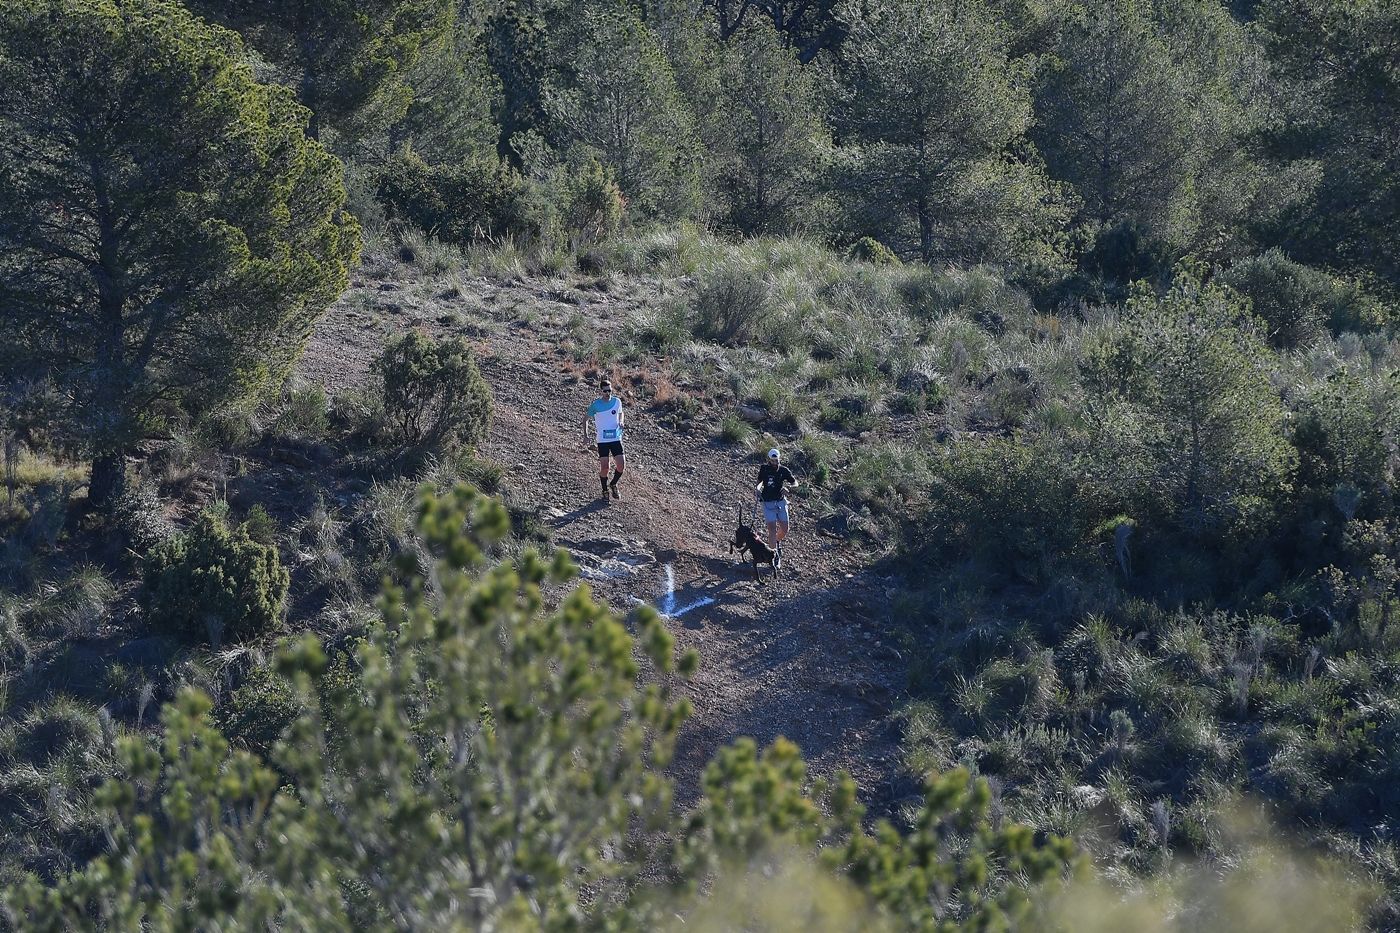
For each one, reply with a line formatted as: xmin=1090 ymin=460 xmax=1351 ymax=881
xmin=297 ymin=261 xmax=913 ymax=810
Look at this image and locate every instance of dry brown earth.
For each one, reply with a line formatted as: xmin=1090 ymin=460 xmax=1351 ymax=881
xmin=297 ymin=264 xmax=911 ymax=808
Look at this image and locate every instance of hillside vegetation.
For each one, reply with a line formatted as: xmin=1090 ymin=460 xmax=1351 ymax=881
xmin=1 ymin=0 xmax=1398 ymax=928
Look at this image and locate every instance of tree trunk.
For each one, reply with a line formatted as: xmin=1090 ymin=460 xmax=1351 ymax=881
xmin=89 ymin=156 xmax=130 ymax=513
xmin=918 ymin=197 xmax=934 ymax=265
xmin=88 ymin=449 xmax=127 ymax=510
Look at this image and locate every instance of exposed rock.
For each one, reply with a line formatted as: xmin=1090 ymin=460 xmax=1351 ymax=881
xmin=816 ymin=510 xmax=854 ymax=538
xmin=737 ymin=404 xmax=767 ymax=424
xmin=265 ymin=441 xmax=332 ymax=469
xmin=1072 ymin=785 xmax=1105 ymax=808
xmin=115 ymin=636 xmax=177 ymax=667
xmin=896 ymin=369 xmax=933 ymax=393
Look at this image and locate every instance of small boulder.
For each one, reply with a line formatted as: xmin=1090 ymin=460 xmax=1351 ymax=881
xmin=737 ymin=404 xmax=767 ymax=424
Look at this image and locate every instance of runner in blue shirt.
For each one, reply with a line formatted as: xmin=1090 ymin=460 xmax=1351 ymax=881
xmin=585 ymin=378 xmax=626 ymax=501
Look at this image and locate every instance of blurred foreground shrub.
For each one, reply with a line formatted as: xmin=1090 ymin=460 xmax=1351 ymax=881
xmin=6 ymin=485 xmax=1076 ymax=930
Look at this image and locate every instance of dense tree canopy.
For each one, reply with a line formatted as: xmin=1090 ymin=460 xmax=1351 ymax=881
xmin=189 ymin=0 xmax=455 ymax=141
xmin=224 ymin=0 xmax=1399 ymax=298
xmin=0 ymin=0 xmax=358 ymax=507
xmin=1034 ymin=0 xmax=1194 ymax=243
xmin=836 ymin=0 xmax=1067 ymax=269
xmin=1260 ymin=0 xmax=1400 ymax=294
xmin=547 ymin=6 xmax=701 ymax=218
xmin=696 ymin=19 xmax=830 ymax=234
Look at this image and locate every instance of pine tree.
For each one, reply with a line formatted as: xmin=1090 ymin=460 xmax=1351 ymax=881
xmin=192 ymin=0 xmax=455 ymax=141
xmin=1033 ymin=0 xmax=1286 ymax=290
xmin=385 ymin=16 xmax=501 ymax=164
xmin=701 ymin=19 xmax=831 ymax=234
xmin=547 ymin=7 xmax=701 ymax=219
xmin=1079 ymin=272 xmax=1295 ymax=538
xmin=0 ymin=0 xmax=358 ymax=508
xmin=1033 ymin=0 xmax=1194 ymax=242
xmin=483 ymin=0 xmax=552 ymax=168
xmin=836 ymin=0 xmax=1066 ymax=270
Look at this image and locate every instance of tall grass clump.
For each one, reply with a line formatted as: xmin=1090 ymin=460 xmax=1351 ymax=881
xmin=11 ymin=566 xmax=115 ymax=642
xmin=839 ymin=443 xmax=933 ymax=518
xmin=691 ymin=259 xmax=773 ymax=346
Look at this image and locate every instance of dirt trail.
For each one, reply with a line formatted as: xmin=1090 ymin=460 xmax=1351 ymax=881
xmin=300 ymin=271 xmax=909 ymax=808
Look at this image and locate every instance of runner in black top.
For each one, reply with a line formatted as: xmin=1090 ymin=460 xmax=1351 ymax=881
xmin=755 ymin=447 xmax=798 ymax=552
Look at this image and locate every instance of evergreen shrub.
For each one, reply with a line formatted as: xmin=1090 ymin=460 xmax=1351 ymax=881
xmin=143 ymin=509 xmax=288 ymax=645
xmin=374 ymin=332 xmax=492 ymax=453
xmin=377 ymin=150 xmax=537 ymax=246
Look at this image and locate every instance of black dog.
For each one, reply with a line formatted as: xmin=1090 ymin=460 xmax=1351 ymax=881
xmin=729 ymin=505 xmax=778 ymax=584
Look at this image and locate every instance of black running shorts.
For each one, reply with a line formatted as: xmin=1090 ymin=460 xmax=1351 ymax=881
xmin=597 ymin=440 xmax=624 ymax=457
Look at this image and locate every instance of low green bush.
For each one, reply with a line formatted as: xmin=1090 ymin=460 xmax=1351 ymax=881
xmin=374 ymin=332 xmax=492 ymax=454
xmin=847 ymin=236 xmax=900 ymax=265
xmin=556 ymin=160 xmax=624 ymax=247
xmin=9 ymin=565 xmax=114 ymax=641
xmin=890 ymin=388 xmax=942 ymax=415
xmin=1221 ymin=249 xmax=1388 ymax=345
xmin=455 ymin=455 xmax=505 ymax=495
xmin=749 ymin=374 xmax=804 ymax=431
xmin=376 ymin=150 xmax=538 ymax=247
xmin=219 ymin=663 xmax=298 ymax=757
xmin=919 ymin=436 xmax=1094 ymax=583
xmin=143 ymin=508 xmax=289 ymax=645
xmin=241 ymin=504 xmax=279 ymax=548
xmin=2 ymin=697 xmax=103 ymax=767
xmin=328 ymin=385 xmax=387 ymax=441
xmin=818 ymin=392 xmax=880 ymax=434
xmin=793 ymin=433 xmax=839 ymax=487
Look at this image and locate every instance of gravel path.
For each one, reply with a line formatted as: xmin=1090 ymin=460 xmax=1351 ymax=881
xmin=299 ymin=264 xmax=910 ymax=809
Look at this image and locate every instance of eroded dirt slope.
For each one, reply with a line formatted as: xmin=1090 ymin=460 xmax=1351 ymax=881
xmin=298 ymin=265 xmax=911 ymax=808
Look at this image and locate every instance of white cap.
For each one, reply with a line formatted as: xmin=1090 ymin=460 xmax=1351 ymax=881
xmin=767 ymin=448 xmax=780 ymax=459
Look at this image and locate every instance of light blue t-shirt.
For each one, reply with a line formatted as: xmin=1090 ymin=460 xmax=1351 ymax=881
xmin=588 ymin=397 xmax=623 ymax=443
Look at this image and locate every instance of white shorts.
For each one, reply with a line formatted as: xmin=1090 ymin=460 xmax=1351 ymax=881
xmin=762 ymin=500 xmax=789 ymax=524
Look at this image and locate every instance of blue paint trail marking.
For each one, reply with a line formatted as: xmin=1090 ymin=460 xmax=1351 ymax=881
xmin=634 ymin=563 xmax=715 ymax=619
